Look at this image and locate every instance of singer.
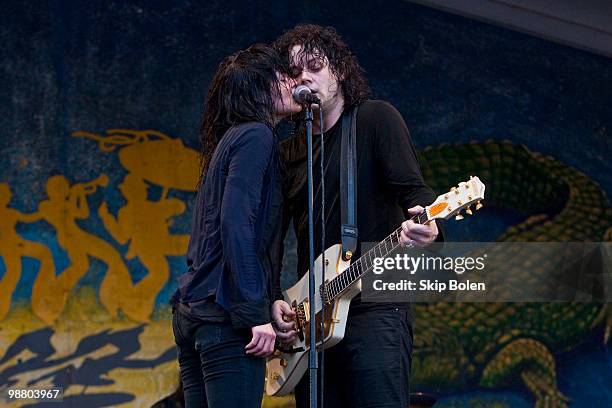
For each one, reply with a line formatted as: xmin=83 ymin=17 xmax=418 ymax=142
xmin=170 ymin=44 xmax=300 ymax=408
xmin=272 ymin=24 xmax=444 ymax=408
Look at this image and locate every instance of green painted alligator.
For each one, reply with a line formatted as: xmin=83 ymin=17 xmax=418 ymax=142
xmin=411 ymin=140 xmax=612 ymax=408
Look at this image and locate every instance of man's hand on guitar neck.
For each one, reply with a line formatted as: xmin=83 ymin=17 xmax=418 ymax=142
xmin=401 ymin=205 xmax=439 ymax=247
xmin=272 ymin=300 xmax=297 ymax=343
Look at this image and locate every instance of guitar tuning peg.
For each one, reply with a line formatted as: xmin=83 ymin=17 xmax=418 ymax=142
xmin=455 ymin=213 xmax=464 ymax=221
xmin=475 ymin=201 xmax=483 ymax=210
xmin=465 ymin=206 xmax=473 ymax=215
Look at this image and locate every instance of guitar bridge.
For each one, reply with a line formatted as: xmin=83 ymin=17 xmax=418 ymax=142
xmin=293 ymin=300 xmax=306 ymax=341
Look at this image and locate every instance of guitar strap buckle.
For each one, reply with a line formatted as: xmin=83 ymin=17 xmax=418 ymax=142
xmin=341 ymin=224 xmax=358 ymax=260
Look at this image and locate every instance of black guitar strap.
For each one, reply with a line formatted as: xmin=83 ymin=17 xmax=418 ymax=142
xmin=340 ymin=106 xmax=359 ymax=261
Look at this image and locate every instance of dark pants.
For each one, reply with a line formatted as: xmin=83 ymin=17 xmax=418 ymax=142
xmin=172 ymin=308 xmax=265 ymax=408
xmin=295 ymin=306 xmax=413 ymax=408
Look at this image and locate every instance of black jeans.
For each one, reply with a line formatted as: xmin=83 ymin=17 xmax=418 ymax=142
xmin=295 ymin=306 xmax=413 ymax=408
xmin=172 ymin=308 xmax=265 ymax=408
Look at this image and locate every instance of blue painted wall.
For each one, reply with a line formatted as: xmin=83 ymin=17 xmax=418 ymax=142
xmin=1 ymin=1 xmax=610 ymax=406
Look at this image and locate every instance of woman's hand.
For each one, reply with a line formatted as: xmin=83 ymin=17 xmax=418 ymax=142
xmin=245 ymin=323 xmax=276 ymax=357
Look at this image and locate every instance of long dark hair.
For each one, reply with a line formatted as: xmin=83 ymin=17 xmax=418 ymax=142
xmin=199 ymin=44 xmax=289 ymax=181
xmin=273 ymin=24 xmax=371 ymax=109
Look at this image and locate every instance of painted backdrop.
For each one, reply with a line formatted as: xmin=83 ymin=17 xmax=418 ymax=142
xmin=1 ymin=1 xmax=611 ymax=407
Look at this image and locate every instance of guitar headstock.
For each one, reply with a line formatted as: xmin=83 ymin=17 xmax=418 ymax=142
xmin=426 ymin=176 xmax=486 ymax=221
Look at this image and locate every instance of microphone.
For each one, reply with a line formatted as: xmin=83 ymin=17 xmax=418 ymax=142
xmin=292 ymin=85 xmax=321 ymax=105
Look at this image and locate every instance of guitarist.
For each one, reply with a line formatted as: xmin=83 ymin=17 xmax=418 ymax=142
xmin=272 ymin=24 xmax=443 ymax=408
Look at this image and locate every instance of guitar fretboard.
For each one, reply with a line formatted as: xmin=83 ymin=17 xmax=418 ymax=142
xmin=321 ymin=211 xmax=429 ymax=302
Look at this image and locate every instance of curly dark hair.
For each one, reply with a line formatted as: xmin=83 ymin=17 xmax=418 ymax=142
xmin=199 ymin=43 xmax=289 ymax=181
xmin=273 ymin=23 xmax=371 ymax=109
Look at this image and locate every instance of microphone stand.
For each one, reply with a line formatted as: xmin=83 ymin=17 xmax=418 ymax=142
xmin=304 ymin=104 xmax=318 ymax=408
xmin=317 ymin=107 xmax=326 ymax=408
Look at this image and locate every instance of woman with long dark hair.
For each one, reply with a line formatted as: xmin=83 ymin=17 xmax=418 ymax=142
xmin=171 ymin=44 xmax=301 ymax=408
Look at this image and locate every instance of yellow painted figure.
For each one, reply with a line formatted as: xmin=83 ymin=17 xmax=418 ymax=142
xmin=98 ymin=173 xmax=189 ymax=320
xmin=30 ymin=174 xmax=138 ymax=323
xmin=0 ymin=183 xmax=55 ymax=321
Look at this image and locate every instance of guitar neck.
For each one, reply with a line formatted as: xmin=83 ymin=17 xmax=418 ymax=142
xmin=323 ymin=211 xmax=430 ymax=302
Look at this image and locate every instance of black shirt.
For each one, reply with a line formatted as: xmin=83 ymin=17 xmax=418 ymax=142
xmin=280 ymin=100 xmax=443 ymax=311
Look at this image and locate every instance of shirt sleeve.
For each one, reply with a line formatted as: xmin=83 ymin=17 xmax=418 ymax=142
xmin=220 ymin=124 xmax=274 ymax=328
xmin=372 ymin=102 xmax=444 ymax=241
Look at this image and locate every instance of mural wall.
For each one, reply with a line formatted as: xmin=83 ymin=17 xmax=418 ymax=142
xmin=1 ymin=0 xmax=611 ymax=407
xmin=0 ymin=129 xmax=193 ymax=406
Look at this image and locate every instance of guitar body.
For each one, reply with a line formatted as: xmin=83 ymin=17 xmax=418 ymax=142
xmin=265 ymin=176 xmax=486 ymax=396
xmin=265 ymin=244 xmax=359 ymax=396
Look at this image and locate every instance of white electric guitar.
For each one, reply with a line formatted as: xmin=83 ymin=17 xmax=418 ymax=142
xmin=265 ymin=176 xmax=486 ymax=396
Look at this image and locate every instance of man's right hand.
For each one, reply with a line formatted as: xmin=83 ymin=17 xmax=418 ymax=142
xmin=272 ymin=300 xmax=297 ymax=343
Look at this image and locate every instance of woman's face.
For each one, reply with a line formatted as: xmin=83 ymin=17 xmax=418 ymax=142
xmin=273 ymin=72 xmax=301 ymax=119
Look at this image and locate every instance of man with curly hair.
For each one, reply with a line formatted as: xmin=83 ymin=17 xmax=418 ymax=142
xmin=271 ymin=24 xmax=443 ymax=407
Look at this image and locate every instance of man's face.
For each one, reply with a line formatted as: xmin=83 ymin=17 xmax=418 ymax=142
xmin=289 ymin=45 xmax=342 ymax=109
